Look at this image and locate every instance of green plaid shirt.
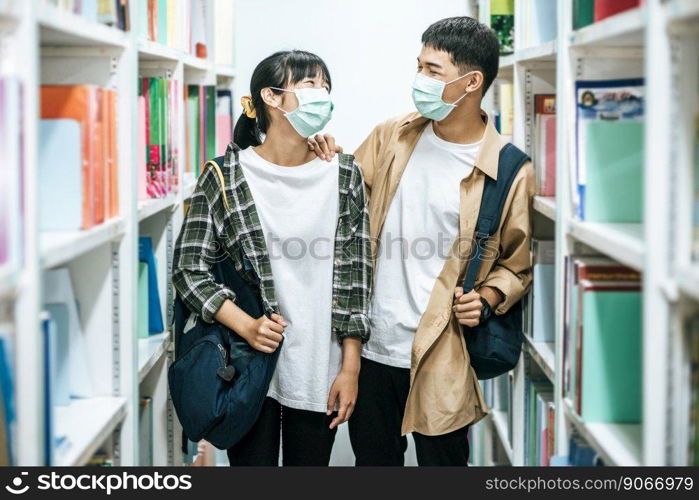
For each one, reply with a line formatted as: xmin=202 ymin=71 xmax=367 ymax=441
xmin=172 ymin=143 xmax=372 ymax=343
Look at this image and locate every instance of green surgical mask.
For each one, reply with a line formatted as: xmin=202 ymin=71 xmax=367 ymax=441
xmin=272 ymin=87 xmax=334 ymax=138
xmin=412 ymin=72 xmax=475 ymax=121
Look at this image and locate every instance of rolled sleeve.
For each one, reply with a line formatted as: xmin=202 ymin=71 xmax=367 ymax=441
xmin=479 ymin=162 xmax=535 ymax=315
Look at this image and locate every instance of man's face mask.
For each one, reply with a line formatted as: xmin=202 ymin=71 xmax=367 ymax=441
xmin=412 ymin=71 xmax=477 ymax=121
xmin=272 ymin=86 xmax=334 ymax=138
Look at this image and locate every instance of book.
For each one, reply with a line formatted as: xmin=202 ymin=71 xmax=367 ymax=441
xmin=216 ymin=89 xmax=233 ymax=155
xmin=0 ymin=78 xmax=23 ymax=271
xmin=584 ymin=120 xmax=644 ymax=223
xmin=498 ymin=82 xmax=514 ymax=141
xmin=185 ymin=85 xmax=217 ymax=176
xmin=490 ymin=0 xmax=514 ymax=55
xmin=523 ymin=0 xmax=557 ymax=48
xmin=137 ymin=262 xmax=150 ymax=339
xmin=49 ymin=0 xmax=128 ymax=30
xmin=39 ymin=120 xmax=83 ymax=231
xmin=214 ymin=0 xmax=235 ymax=66
xmin=137 ymin=96 xmax=148 ymax=201
xmin=531 ymin=239 xmax=555 ymax=343
xmin=594 ymin=0 xmax=640 ymax=22
xmin=533 ymin=94 xmax=556 ymax=197
xmin=574 ymin=79 xmax=644 ymax=219
xmin=573 ymin=0 xmax=594 ymax=30
xmin=0 ymin=325 xmax=15 ymax=465
xmin=138 ymin=237 xmax=164 ymax=334
xmin=568 ymin=435 xmax=604 ymax=466
xmin=42 ymin=268 xmax=94 ymax=399
xmin=43 ymin=304 xmax=71 ymax=407
xmin=139 ymin=397 xmax=154 ymax=466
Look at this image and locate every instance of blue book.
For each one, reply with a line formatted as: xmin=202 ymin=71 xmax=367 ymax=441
xmin=0 ymin=333 xmax=16 ymax=464
xmin=44 ymin=304 xmax=71 ymax=407
xmin=39 ymin=119 xmax=83 ymax=231
xmin=138 ymin=237 xmax=164 ymax=334
xmin=41 ymin=313 xmax=56 ymax=465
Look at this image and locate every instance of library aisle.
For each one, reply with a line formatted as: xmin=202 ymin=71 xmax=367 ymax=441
xmin=0 ymin=0 xmax=698 ymax=468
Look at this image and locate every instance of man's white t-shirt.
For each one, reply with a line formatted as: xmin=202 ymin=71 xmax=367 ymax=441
xmin=364 ymin=123 xmax=482 ymax=368
xmin=239 ymin=147 xmax=341 ymax=412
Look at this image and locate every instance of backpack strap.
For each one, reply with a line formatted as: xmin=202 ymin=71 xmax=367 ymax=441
xmin=462 ymin=143 xmax=529 ymax=292
xmin=204 ymin=156 xmax=229 ymax=211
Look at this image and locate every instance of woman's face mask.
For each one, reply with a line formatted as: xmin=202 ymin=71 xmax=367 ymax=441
xmin=271 ymin=86 xmax=334 ymax=138
xmin=411 ymin=71 xmax=476 ymax=121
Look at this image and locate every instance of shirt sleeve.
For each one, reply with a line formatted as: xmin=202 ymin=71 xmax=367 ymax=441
xmin=338 ymin=163 xmax=373 ymax=344
xmin=479 ymin=161 xmax=536 ymax=315
xmin=172 ymin=172 xmax=236 ymax=323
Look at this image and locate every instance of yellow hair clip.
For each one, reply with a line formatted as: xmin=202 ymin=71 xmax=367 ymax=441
xmin=240 ymin=95 xmax=257 ymax=119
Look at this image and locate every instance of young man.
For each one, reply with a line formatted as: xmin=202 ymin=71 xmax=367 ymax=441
xmin=344 ymin=16 xmax=535 ymax=466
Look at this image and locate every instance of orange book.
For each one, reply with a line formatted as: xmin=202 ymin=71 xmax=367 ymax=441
xmin=93 ymin=88 xmax=105 ymax=225
xmin=103 ymin=89 xmax=119 ymax=218
xmin=41 ymin=85 xmax=99 ymax=230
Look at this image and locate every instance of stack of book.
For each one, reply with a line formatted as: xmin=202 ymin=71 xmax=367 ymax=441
xmin=40 ymin=85 xmax=120 ymax=230
xmin=185 ymin=85 xmax=216 ymax=177
xmin=533 ymin=95 xmax=556 ymax=197
xmin=41 ymin=268 xmax=95 ymax=465
xmin=0 ymin=321 xmax=15 ymax=465
xmin=136 ymin=0 xmax=209 ymax=58
xmin=43 ymin=0 xmax=130 ymax=30
xmin=524 ymin=378 xmax=554 ymax=466
xmin=137 ymin=237 xmax=164 ymax=339
xmin=563 ymin=256 xmax=642 ymax=424
xmin=0 ymin=78 xmax=23 ymax=272
xmin=138 ymin=77 xmax=180 ymax=201
xmin=574 ymin=79 xmax=644 ymax=220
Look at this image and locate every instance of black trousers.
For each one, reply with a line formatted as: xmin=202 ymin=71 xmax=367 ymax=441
xmin=227 ymin=397 xmax=338 ymax=466
xmin=348 ymin=357 xmax=470 ymax=466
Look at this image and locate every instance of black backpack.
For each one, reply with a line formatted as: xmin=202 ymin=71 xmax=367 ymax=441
xmin=462 ymin=143 xmax=529 ymax=380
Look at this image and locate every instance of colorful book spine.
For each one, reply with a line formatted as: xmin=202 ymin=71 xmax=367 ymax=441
xmin=534 ymin=94 xmax=556 ymax=197
xmin=594 ymin=0 xmax=640 ymax=22
xmin=490 ymin=0 xmax=514 ymax=55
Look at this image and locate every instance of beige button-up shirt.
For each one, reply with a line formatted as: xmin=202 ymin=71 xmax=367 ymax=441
xmin=355 ymin=111 xmax=535 ymax=436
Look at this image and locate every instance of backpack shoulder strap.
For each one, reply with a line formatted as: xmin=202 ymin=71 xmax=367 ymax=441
xmin=203 ymin=155 xmax=229 ymax=211
xmin=462 ymin=143 xmax=529 ymax=292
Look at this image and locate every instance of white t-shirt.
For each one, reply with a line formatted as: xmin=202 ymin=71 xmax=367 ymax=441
xmin=239 ymin=147 xmax=341 ymax=412
xmin=364 ymin=123 xmax=482 ymax=368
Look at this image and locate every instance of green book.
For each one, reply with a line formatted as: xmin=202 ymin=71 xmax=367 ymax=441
xmin=138 ymin=262 xmax=149 ymax=339
xmin=585 ymin=120 xmax=644 ymax=223
xmin=581 ymin=287 xmax=642 ymax=423
xmin=573 ymin=0 xmax=595 ymax=30
xmin=490 ymin=0 xmax=514 ymax=55
xmin=205 ymin=86 xmax=216 ymax=160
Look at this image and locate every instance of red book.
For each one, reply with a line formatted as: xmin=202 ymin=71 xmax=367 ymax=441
xmin=594 ymin=0 xmax=640 ymax=22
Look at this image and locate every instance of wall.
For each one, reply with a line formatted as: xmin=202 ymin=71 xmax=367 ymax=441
xmin=234 ymin=0 xmax=470 ymax=152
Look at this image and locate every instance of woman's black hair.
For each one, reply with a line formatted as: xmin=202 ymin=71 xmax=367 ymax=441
xmin=233 ymin=50 xmax=332 ymax=149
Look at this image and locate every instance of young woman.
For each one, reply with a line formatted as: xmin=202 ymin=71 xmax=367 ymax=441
xmin=172 ymin=50 xmax=371 ymax=466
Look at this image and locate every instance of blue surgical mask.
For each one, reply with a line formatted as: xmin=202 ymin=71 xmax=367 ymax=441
xmin=412 ymin=72 xmax=475 ymax=121
xmin=272 ymin=87 xmax=334 ymax=138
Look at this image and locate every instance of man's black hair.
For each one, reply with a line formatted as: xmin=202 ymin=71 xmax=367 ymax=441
xmin=421 ymin=16 xmax=500 ymax=96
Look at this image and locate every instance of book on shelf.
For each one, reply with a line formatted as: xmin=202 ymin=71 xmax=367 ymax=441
xmin=139 ymin=396 xmax=154 ymax=466
xmin=528 ymin=239 xmax=555 ymax=343
xmin=522 ymin=0 xmax=557 ymax=48
xmin=574 ymin=79 xmax=644 ymax=220
xmin=573 ymin=0 xmax=595 ymax=30
xmin=490 ymin=0 xmax=514 ymax=55
xmin=688 ymin=317 xmax=699 ymax=466
xmin=495 ymin=82 xmax=513 ymax=143
xmin=214 ymin=0 xmax=235 ymax=67
xmin=41 ymin=310 xmax=70 ymax=465
xmin=585 ymin=121 xmax=644 ymax=223
xmin=139 ymin=77 xmax=180 ymax=199
xmin=43 ymin=0 xmax=130 ymax=30
xmin=0 ymin=322 xmax=15 ymax=465
xmin=42 ymin=268 xmax=94 ymax=399
xmin=594 ymin=0 xmax=640 ymax=22
xmin=138 ymin=237 xmax=164 ymax=336
xmin=41 ymin=85 xmax=120 ymax=229
xmin=137 ymin=96 xmax=148 ymax=202
xmin=185 ymin=85 xmax=217 ymax=177
xmin=216 ymin=89 xmax=233 ymax=155
xmin=0 ymin=78 xmax=23 ymax=271
xmin=567 ymin=434 xmax=605 ymax=466
xmin=524 ymin=378 xmax=552 ymax=466
xmin=562 ymin=256 xmax=642 ymax=423
xmin=533 ymin=94 xmax=556 ymax=197
xmin=137 ymin=0 xmax=208 ymax=57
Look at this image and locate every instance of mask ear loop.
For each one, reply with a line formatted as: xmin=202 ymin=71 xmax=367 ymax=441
xmin=268 ymin=87 xmax=295 ymax=114
xmin=445 ymin=71 xmax=478 ymax=106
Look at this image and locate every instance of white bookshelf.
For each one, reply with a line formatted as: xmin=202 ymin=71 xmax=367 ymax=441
xmin=0 ymin=0 xmax=236 ymax=466
xmin=473 ymin=0 xmax=699 ymax=467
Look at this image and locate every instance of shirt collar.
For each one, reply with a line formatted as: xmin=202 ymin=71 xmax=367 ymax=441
xmin=397 ymin=110 xmax=505 ymax=180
